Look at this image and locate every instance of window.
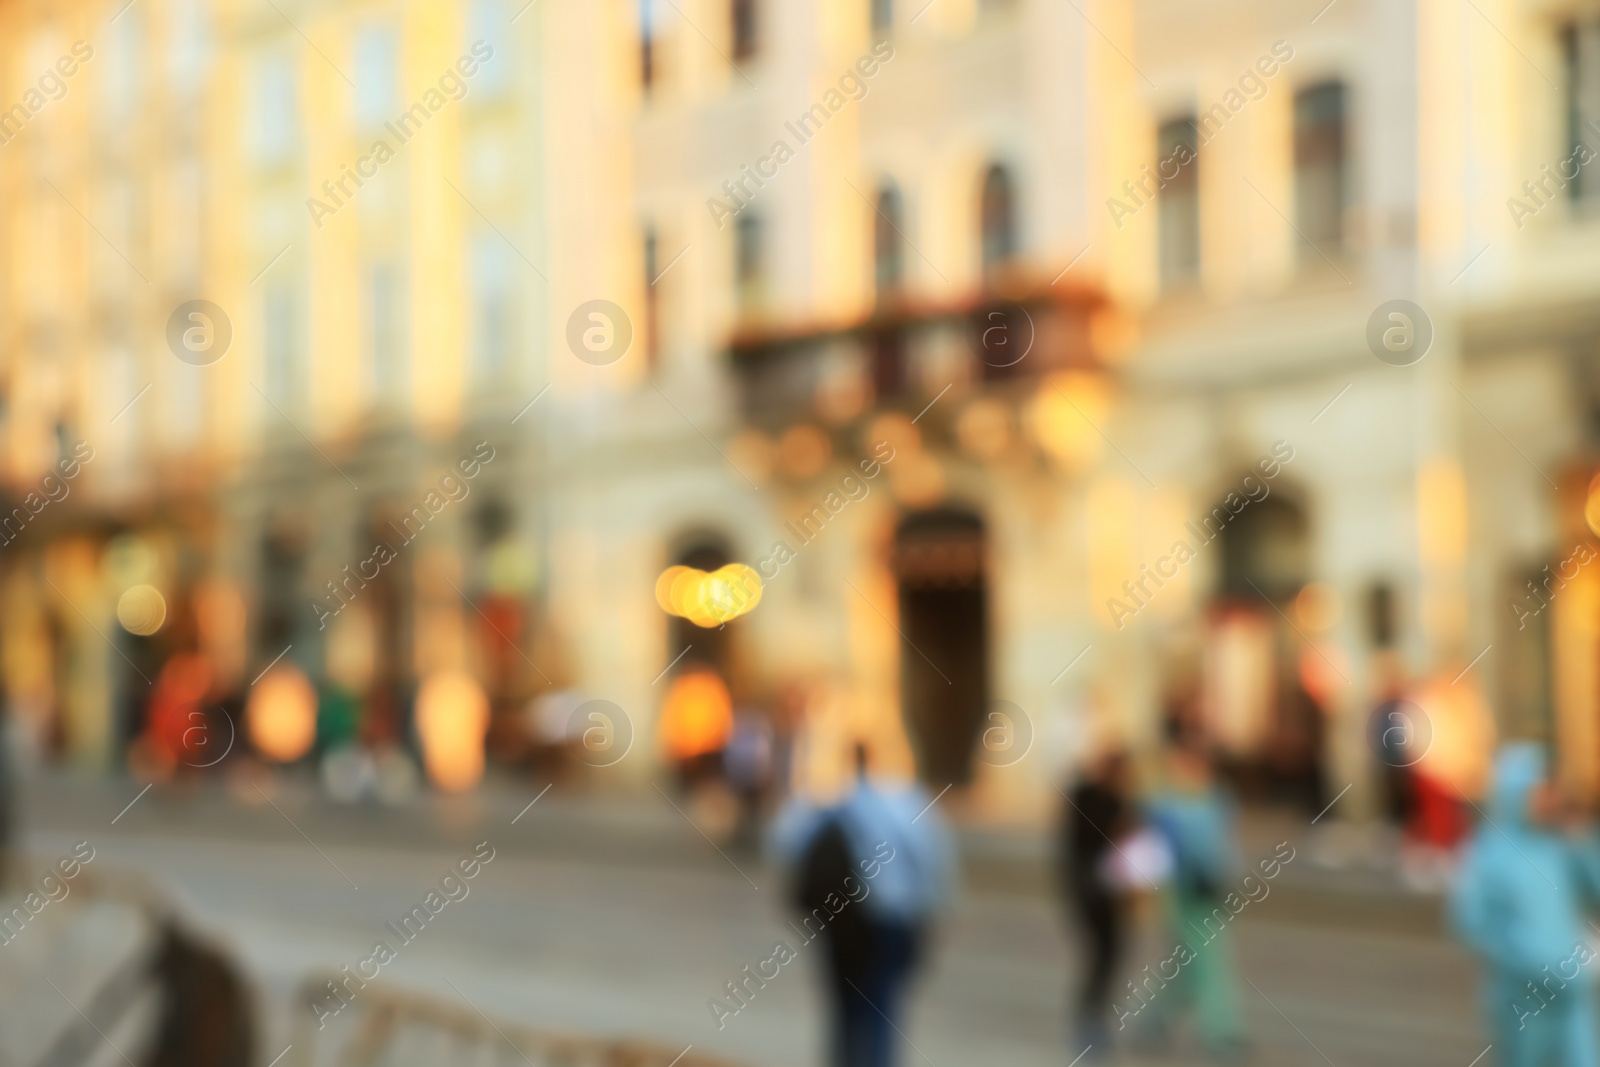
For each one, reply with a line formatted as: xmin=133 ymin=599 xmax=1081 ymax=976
xmin=731 ymin=0 xmax=757 ymax=63
xmin=1157 ymin=116 xmax=1200 ymax=288
xmin=1563 ymin=19 xmax=1600 ymax=202
xmin=471 ymin=235 xmax=513 ymax=382
xmin=168 ymin=0 xmax=208 ymax=94
xmin=468 ymin=0 xmax=510 ymax=97
xmin=1294 ymin=81 xmax=1347 ymax=257
xmin=874 ymin=182 xmax=904 ymax=299
xmin=641 ymin=0 xmax=656 ymax=91
xmin=735 ymin=213 xmax=763 ymax=312
xmin=251 ymin=53 xmax=298 ymax=164
xmin=263 ymin=284 xmax=303 ymax=410
xmin=352 ymin=26 xmax=399 ymax=129
xmin=872 ymin=0 xmax=892 ymax=34
xmin=643 ymin=228 xmax=661 ymax=370
xmin=871 ymin=185 xmax=907 ymax=395
xmin=102 ymin=8 xmax=143 ymax=122
xmin=979 ymin=163 xmax=1016 ymax=280
xmin=366 ymin=263 xmax=409 ymax=405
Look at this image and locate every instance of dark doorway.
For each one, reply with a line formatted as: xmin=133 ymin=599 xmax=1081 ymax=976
xmin=1217 ymin=493 xmax=1310 ymax=600
xmin=893 ymin=510 xmax=988 ymax=786
xmin=258 ymin=520 xmax=308 ymax=655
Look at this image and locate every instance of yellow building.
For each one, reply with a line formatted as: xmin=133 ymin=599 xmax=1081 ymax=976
xmin=0 ymin=0 xmax=551 ymax=775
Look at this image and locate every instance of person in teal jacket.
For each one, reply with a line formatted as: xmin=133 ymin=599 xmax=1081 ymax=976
xmin=1138 ymin=734 xmax=1248 ymax=1059
xmin=1451 ymin=743 xmax=1600 ymax=1067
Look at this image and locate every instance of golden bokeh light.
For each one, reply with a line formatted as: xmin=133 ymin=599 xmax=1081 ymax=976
xmin=1585 ymin=472 xmax=1600 ymax=537
xmin=116 ymin=584 xmax=168 ymax=636
xmin=658 ymin=669 xmax=734 ymax=761
xmin=957 ymin=397 xmax=1012 ymax=459
xmin=247 ymin=664 xmax=317 ymax=763
xmin=778 ymin=424 xmax=833 ymax=480
xmin=655 ymin=563 xmax=764 ymax=627
xmin=1029 ymin=371 xmax=1111 ymax=472
xmin=415 ymin=671 xmax=491 ymax=792
xmin=670 ymin=566 xmax=709 ymax=619
xmin=727 ymin=429 xmax=777 ymax=484
xmin=865 ymin=411 xmax=921 ymax=457
xmin=655 ymin=565 xmax=692 ymax=614
xmin=1294 ymin=582 xmax=1342 ymax=632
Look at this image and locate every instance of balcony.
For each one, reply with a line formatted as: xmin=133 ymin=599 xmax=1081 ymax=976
xmin=728 ymin=277 xmax=1115 ymax=436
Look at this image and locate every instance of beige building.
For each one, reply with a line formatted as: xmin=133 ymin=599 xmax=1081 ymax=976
xmin=3 ymin=0 xmax=1598 ymax=819
xmin=560 ymin=0 xmax=1600 ymax=818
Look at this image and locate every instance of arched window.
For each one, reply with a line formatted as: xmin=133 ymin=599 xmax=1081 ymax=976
xmin=640 ymin=0 xmax=656 ymax=90
xmin=871 ymin=0 xmax=893 ymax=34
xmin=735 ymin=213 xmax=763 ymax=311
xmin=1293 ymin=81 xmax=1347 ymax=255
xmin=979 ymin=163 xmax=1016 ymax=279
xmin=1157 ymin=116 xmax=1200 ymax=288
xmin=874 ymin=182 xmax=904 ymax=299
xmin=731 ymin=0 xmax=757 ymax=62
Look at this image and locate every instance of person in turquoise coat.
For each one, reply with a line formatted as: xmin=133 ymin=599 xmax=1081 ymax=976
xmin=1451 ymin=743 xmax=1600 ymax=1067
xmin=1138 ymin=734 xmax=1247 ymax=1058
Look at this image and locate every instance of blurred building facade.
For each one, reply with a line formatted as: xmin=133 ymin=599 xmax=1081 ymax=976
xmin=2 ymin=0 xmax=1599 ymax=818
xmin=0 ymin=0 xmax=552 ymax=779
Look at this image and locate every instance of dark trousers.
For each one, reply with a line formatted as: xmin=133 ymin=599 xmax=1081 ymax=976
xmin=824 ymin=918 xmax=922 ymax=1067
xmin=1072 ymin=891 xmax=1122 ymax=1034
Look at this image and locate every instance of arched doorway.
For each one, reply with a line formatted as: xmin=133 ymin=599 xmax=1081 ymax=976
xmin=893 ymin=509 xmax=989 ymax=786
xmin=1205 ymin=490 xmax=1323 ymax=809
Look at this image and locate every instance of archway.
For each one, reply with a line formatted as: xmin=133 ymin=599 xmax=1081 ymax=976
xmin=1205 ymin=489 xmax=1323 ymax=809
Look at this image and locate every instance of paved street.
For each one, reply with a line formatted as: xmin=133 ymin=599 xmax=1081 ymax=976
xmin=9 ymin=773 xmax=1488 ymax=1067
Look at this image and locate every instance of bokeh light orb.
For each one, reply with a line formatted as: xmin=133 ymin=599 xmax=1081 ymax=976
xmin=717 ymin=563 xmax=763 ymax=612
xmin=1294 ymin=582 xmax=1342 ymax=631
xmin=659 ymin=669 xmax=734 ymax=761
xmin=116 ymin=584 xmax=168 ymax=636
xmin=655 ymin=564 xmax=763 ymax=627
xmin=247 ymin=663 xmax=317 ymax=762
xmin=655 ymin=565 xmax=692 ymax=614
xmin=957 ymin=398 xmax=1011 ymax=459
xmin=1029 ymin=371 xmax=1110 ymax=471
xmin=1586 ymin=472 xmax=1600 ymax=537
xmin=415 ymin=671 xmax=490 ymax=792
xmin=778 ymin=424 xmax=832 ymax=480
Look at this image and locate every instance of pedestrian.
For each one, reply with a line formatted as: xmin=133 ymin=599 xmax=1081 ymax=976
xmin=1367 ymin=654 xmax=1415 ymax=830
xmin=770 ymin=743 xmax=954 ymax=1067
xmin=1452 ymin=743 xmax=1600 ymax=1067
xmin=1059 ymin=748 xmax=1134 ymax=1055
xmin=724 ymin=708 xmax=774 ymax=850
xmin=1139 ymin=730 xmax=1248 ymax=1059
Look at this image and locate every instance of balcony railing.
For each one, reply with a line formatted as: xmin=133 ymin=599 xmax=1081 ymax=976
xmin=728 ymin=277 xmax=1111 ymax=431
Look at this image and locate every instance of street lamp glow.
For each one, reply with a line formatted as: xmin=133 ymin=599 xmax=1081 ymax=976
xmin=653 ymin=564 xmax=763 ymax=627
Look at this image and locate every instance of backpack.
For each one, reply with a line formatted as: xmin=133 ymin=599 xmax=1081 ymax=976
xmin=793 ymin=814 xmax=857 ymax=916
